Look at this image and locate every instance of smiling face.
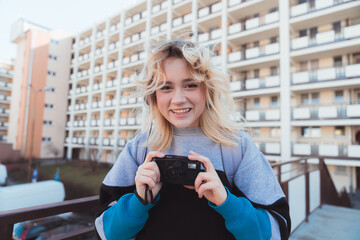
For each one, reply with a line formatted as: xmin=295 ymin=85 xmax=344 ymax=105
xmin=155 ymin=57 xmax=206 ymax=128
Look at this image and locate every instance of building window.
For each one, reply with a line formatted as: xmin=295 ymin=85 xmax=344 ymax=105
xmin=301 ymin=93 xmax=309 ymax=105
xmin=50 ymin=39 xmax=59 ymax=45
xmin=45 ymin=103 xmax=54 ymax=109
xmin=335 ymin=126 xmax=345 ymax=137
xmin=299 ymin=29 xmax=307 ymax=37
xmin=253 ymin=41 xmax=259 ymax=48
xmin=334 ymin=90 xmax=344 ymax=103
xmin=254 ymin=69 xmax=259 ymax=78
xmin=43 ymin=120 xmax=53 ymax=126
xmin=353 ymin=52 xmax=360 ymax=64
xmin=270 ymin=66 xmax=278 ymax=76
xmin=270 ymin=36 xmax=277 ymax=44
xmin=356 ymin=90 xmax=360 ymax=104
xmin=311 ymin=92 xmax=320 ymax=104
xmin=253 ymin=97 xmax=260 ymax=108
xmin=252 ymin=127 xmax=260 ymax=137
xmin=335 ymin=166 xmax=347 ymax=175
xmin=48 ymin=71 xmax=56 ymax=76
xmin=270 ymin=127 xmax=281 ymax=137
xmin=301 ymin=127 xmax=321 ymax=138
xmin=310 ymin=27 xmax=317 ymax=39
xmin=42 ymin=137 xmax=52 ymax=142
xmin=333 ymin=21 xmax=341 ymax=34
xmin=271 ymin=96 xmax=278 ymax=106
xmin=49 ymin=55 xmax=58 ymax=60
xmin=333 ymin=56 xmax=342 ymax=67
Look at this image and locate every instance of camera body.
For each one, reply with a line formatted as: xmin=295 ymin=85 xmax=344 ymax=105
xmin=153 ymin=155 xmax=203 ymax=186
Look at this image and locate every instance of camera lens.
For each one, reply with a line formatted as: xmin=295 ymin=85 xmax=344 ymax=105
xmin=166 ymin=166 xmax=177 ymax=180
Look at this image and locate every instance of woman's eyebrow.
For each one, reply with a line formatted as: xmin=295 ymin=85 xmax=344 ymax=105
xmin=183 ymin=78 xmax=195 ymax=83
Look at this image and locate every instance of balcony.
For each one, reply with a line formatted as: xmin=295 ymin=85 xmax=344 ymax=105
xmin=292 ymin=104 xmax=360 ymax=122
xmin=244 ymin=108 xmax=280 ymax=122
xmin=291 ymin=64 xmax=360 ymax=87
xmin=292 ymin=143 xmax=360 ymax=158
xmin=291 ymin=25 xmax=360 ymax=59
xmin=256 ymin=142 xmax=281 ymax=155
xmin=290 ymin=0 xmax=357 ymax=18
xmin=230 ymin=75 xmax=280 ymax=96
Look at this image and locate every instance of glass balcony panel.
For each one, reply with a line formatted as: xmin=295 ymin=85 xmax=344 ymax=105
xmin=265 ymin=43 xmax=279 ymax=55
xmin=317 ymin=68 xmax=336 ymax=81
xmin=132 ymin=33 xmax=140 ymax=42
xmin=246 ymin=47 xmax=259 ymax=59
xmin=344 ymin=24 xmax=360 ymax=39
xmin=316 ymin=30 xmax=335 ymax=45
xmin=346 ymin=104 xmax=360 ymax=117
xmin=229 ymin=0 xmax=241 ymax=7
xmin=315 ymin=0 xmax=334 ymax=10
xmin=97 ymin=120 xmax=101 ymax=126
xmin=122 ymin=77 xmax=129 ymax=84
xmin=173 ymin=17 xmax=182 ymax=27
xmin=104 ymin=119 xmax=111 ymax=126
xmin=199 ymin=33 xmax=209 ymax=42
xmin=318 ymin=106 xmax=337 ymax=118
xmin=129 ymin=97 xmax=137 ymax=104
xmin=245 ymin=17 xmax=259 ymax=30
xmin=120 ymin=118 xmax=127 ymax=125
xmin=265 ymin=143 xmax=280 ymax=154
xmin=119 ymin=139 xmax=126 ymax=146
xmin=292 ymin=36 xmax=309 ymax=50
xmin=78 ymin=138 xmax=84 ymax=144
xmin=72 ymin=138 xmax=77 ymax=144
xmin=90 ymin=138 xmax=96 ymax=144
xmin=265 ymin=75 xmax=280 ymax=87
xmin=291 ymin=2 xmax=308 ymax=17
xmin=265 ymin=11 xmax=279 ymax=24
xmin=198 ymin=7 xmax=210 ymax=18
xmin=66 ymin=137 xmax=70 ymax=143
xmin=112 ymin=99 xmax=117 ymax=106
xmin=105 ymin=100 xmax=112 ymax=107
xmin=246 ymin=78 xmax=260 ymax=89
xmin=348 ymin=145 xmax=360 ymax=158
xmin=293 ymin=108 xmax=311 ymax=119
xmin=111 ymin=119 xmax=116 ymax=126
xmin=345 ymin=64 xmax=360 ymax=78
xmin=152 ymin=4 xmax=161 ymax=13
xmin=246 ymin=110 xmax=260 ymax=121
xmin=160 ymin=23 xmax=167 ymax=31
xmin=228 ymin=51 xmax=242 ymax=62
xmin=230 ymin=81 xmax=241 ymax=92
xmin=152 ymin=26 xmax=160 ymax=34
xmin=108 ymin=62 xmax=114 ymax=69
xmin=80 ymin=103 xmax=85 ymax=110
xmin=319 ymin=144 xmax=338 ymax=157
xmin=133 ymin=13 xmax=141 ymax=23
xmin=184 ymin=13 xmax=192 ymax=23
xmin=265 ymin=109 xmax=280 ymax=120
xmin=128 ymin=118 xmax=136 ymax=125
xmin=212 ymin=56 xmax=222 ymax=66
xmin=161 ymin=1 xmax=168 ymax=9
xmin=74 ymin=104 xmax=80 ymax=110
xmin=124 ymin=37 xmax=131 ymax=45
xmin=96 ymin=138 xmax=100 ymax=145
xmin=229 ymin=23 xmax=242 ymax=35
xmin=120 ymin=98 xmax=128 ymax=105
xmin=293 ymin=144 xmax=311 ymax=155
xmin=123 ymin=57 xmax=130 ymax=65
xmin=211 ymin=2 xmax=222 ymax=13
xmin=292 ymin=71 xmax=309 ymax=84
xmin=79 ymin=121 xmax=84 ymax=127
xmin=211 ymin=28 xmax=222 ymax=39
xmin=76 ymin=88 xmax=81 ymax=94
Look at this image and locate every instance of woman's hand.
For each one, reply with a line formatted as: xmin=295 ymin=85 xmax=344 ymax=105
xmin=188 ymin=151 xmax=228 ymax=206
xmin=135 ymin=151 xmax=164 ymax=202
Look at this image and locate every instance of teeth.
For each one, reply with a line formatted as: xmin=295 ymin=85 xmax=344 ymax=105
xmin=172 ymin=108 xmax=190 ymax=114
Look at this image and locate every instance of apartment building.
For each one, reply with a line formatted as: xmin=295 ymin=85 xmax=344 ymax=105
xmin=0 ymin=60 xmax=13 ymax=143
xmin=8 ymin=19 xmax=73 ymax=159
xmin=66 ymin=0 xmax=360 ymax=193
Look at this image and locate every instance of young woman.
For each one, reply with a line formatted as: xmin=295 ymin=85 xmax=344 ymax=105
xmin=95 ymin=39 xmax=290 ymax=240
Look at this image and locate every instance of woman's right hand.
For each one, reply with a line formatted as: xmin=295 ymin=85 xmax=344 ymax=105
xmin=135 ymin=151 xmax=164 ymax=202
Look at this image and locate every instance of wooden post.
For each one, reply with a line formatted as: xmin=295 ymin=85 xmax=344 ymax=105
xmin=0 ymin=224 xmax=13 ymax=240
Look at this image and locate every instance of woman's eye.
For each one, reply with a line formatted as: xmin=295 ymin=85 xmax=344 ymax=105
xmin=186 ymin=83 xmax=198 ymax=88
xmin=160 ymin=86 xmax=171 ymax=91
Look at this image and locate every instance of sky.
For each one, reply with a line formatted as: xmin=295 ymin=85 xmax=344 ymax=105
xmin=0 ymin=0 xmax=139 ymax=62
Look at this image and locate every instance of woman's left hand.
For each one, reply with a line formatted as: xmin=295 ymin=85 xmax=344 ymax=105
xmin=188 ymin=151 xmax=228 ymax=206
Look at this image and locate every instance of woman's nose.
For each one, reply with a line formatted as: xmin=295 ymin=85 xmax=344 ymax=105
xmin=171 ymin=89 xmax=186 ymax=104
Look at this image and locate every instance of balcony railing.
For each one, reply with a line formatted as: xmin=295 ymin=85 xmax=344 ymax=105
xmin=230 ymin=75 xmax=280 ymax=92
xmin=292 ymin=143 xmax=360 ymax=158
xmin=292 ymin=64 xmax=360 ymax=85
xmin=291 ymin=24 xmax=360 ymax=50
xmin=243 ymin=108 xmax=280 ymax=121
xmin=291 ymin=0 xmax=353 ymax=17
xmin=292 ymin=104 xmax=360 ymax=120
xmin=228 ymin=43 xmax=279 ymax=64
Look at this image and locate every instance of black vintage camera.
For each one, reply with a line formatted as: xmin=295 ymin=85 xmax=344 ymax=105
xmin=153 ymin=155 xmax=203 ymax=186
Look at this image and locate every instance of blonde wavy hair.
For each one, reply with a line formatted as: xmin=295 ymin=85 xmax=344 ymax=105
xmin=133 ymin=38 xmax=244 ymax=151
